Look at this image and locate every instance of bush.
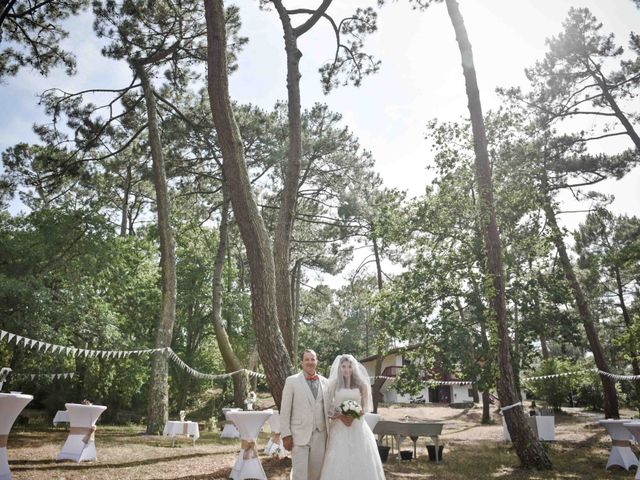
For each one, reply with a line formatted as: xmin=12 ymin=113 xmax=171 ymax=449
xmin=528 ymin=358 xmax=580 ymax=411
xmin=574 ymin=381 xmax=604 ymax=411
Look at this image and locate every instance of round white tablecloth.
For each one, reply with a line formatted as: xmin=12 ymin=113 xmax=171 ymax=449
xmin=0 ymin=392 xmax=33 ymax=480
xmin=228 ymin=410 xmax=273 ymax=480
xmin=163 ymin=421 xmax=200 ymax=443
xmin=221 ymin=408 xmax=241 ymax=439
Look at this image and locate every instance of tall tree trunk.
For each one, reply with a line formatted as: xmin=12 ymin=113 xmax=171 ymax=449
xmin=445 ymin=0 xmax=552 ymax=468
xmin=533 ymin=276 xmax=550 ymax=359
xmin=271 ymin=2 xmax=300 ymax=362
xmin=472 ymin=284 xmax=492 ymax=424
xmin=291 ymin=258 xmax=303 ymax=362
xmin=614 ymin=266 xmax=640 ymax=378
xmin=539 ymin=334 xmax=550 ymax=360
xmin=212 ymin=185 xmax=248 ymax=408
xmin=120 ymin=162 xmax=131 ymax=237
xmin=587 ymin=60 xmax=640 ymax=150
xmin=136 ymin=64 xmax=178 ymax=435
xmin=204 ymin=0 xmax=293 ymax=407
xmin=543 ymin=197 xmax=619 ymax=418
xmin=371 ymin=234 xmax=386 ymax=414
xmin=270 ymin=0 xmax=332 ymax=362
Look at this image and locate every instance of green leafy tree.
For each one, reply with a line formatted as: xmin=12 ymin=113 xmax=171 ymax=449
xmin=0 ymin=0 xmax=88 ymax=78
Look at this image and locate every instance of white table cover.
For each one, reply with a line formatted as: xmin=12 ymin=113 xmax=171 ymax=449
xmin=228 ymin=410 xmax=272 ymax=480
xmin=0 ymin=392 xmax=33 ymax=480
xmin=52 ymin=410 xmax=70 ymax=426
xmin=163 ymin=421 xmax=200 ymax=444
xmin=502 ymin=415 xmax=555 ymax=441
xmin=56 ymin=403 xmax=107 ymax=462
xmin=221 ymin=407 xmax=241 ymax=439
xmin=263 ymin=411 xmax=286 ymax=458
xmin=599 ymin=419 xmax=639 ymax=471
xmin=623 ymin=422 xmax=640 ymax=479
xmin=364 ymin=413 xmax=382 ymax=432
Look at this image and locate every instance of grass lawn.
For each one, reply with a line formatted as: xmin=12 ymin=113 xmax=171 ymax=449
xmin=5 ymin=404 xmax=638 ymax=479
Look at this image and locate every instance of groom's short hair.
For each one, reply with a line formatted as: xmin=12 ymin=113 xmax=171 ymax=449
xmin=302 ymin=348 xmax=317 ymax=359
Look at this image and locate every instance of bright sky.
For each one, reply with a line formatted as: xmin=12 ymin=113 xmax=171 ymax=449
xmin=1 ymin=0 xmax=639 ymax=236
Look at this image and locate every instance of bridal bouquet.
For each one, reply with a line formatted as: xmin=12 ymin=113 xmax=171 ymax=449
xmin=339 ymin=399 xmax=363 ymax=419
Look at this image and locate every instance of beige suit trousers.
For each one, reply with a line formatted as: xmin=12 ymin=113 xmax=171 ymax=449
xmin=291 ymin=428 xmax=327 ymax=480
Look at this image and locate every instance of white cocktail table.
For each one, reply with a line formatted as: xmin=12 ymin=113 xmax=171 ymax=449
xmin=599 ymin=419 xmax=639 ymax=471
xmin=221 ymin=407 xmax=241 ymax=439
xmin=364 ymin=413 xmax=382 ymax=432
xmin=228 ymin=410 xmax=272 ymax=480
xmin=0 ymin=392 xmax=33 ymax=480
xmin=56 ymin=403 xmax=107 ymax=462
xmin=263 ymin=410 xmax=285 ymax=458
xmin=163 ymin=420 xmax=200 ymax=446
xmin=52 ymin=410 xmax=70 ymax=426
xmin=623 ymin=422 xmax=640 ymax=479
xmin=502 ymin=415 xmax=555 ymax=441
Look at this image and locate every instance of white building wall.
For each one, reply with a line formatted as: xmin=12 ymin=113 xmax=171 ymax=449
xmin=451 ymin=385 xmax=474 ymax=403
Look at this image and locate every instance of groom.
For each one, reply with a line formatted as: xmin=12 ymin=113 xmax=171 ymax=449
xmin=281 ymin=349 xmax=330 ymax=480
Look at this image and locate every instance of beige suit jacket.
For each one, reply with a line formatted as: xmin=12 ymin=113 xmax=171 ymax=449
xmin=280 ymin=371 xmax=331 ymax=446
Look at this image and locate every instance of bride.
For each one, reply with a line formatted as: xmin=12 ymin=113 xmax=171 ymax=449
xmin=319 ymin=354 xmax=386 ymax=480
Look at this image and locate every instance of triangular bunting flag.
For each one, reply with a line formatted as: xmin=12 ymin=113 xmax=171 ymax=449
xmin=0 ymin=330 xmax=7 ymax=341
xmin=7 ymin=333 xmax=15 ymax=343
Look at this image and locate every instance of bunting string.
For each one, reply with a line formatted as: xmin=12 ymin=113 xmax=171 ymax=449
xmin=0 ymin=329 xmax=265 ymax=381
xmin=3 ymin=328 xmax=637 ymax=385
xmin=521 ymin=370 xmax=588 ymax=382
xmin=596 ymin=369 xmax=640 ymax=381
xmin=370 ymin=368 xmax=640 ymax=386
xmin=11 ymin=372 xmax=75 ymax=381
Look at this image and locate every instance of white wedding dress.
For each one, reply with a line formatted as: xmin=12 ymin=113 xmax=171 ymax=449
xmin=319 ymin=388 xmax=386 ymax=480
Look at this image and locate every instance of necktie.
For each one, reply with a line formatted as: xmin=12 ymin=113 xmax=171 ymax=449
xmin=307 ymin=374 xmax=319 ymax=398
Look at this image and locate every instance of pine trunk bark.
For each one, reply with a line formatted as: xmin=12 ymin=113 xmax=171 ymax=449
xmin=543 ymin=198 xmax=619 ymax=418
xmin=587 ymin=60 xmax=640 ymax=150
xmin=270 ymin=0 xmax=333 ymax=362
xmin=372 ymin=234 xmax=385 ymax=414
xmin=120 ymin=163 xmax=131 ymax=237
xmin=476 ymin=294 xmax=492 ymax=424
xmin=445 ymin=0 xmax=552 ymax=468
xmin=291 ymin=258 xmax=302 ymax=362
xmin=136 ymin=65 xmax=178 ymax=435
xmin=204 ymin=0 xmax=293 ymax=407
xmin=271 ymin=17 xmax=300 ymax=363
xmin=138 ymin=95 xmax=176 ymax=433
xmin=212 ymin=185 xmax=248 ymax=408
xmin=614 ymin=266 xmax=640 ymax=384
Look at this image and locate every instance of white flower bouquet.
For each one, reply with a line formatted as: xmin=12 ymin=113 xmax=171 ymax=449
xmin=339 ymin=399 xmax=363 ymax=419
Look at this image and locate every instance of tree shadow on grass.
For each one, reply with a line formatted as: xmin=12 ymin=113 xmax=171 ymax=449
xmin=10 ymin=452 xmax=216 ymax=471
xmin=152 ymin=457 xmax=292 ymax=480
